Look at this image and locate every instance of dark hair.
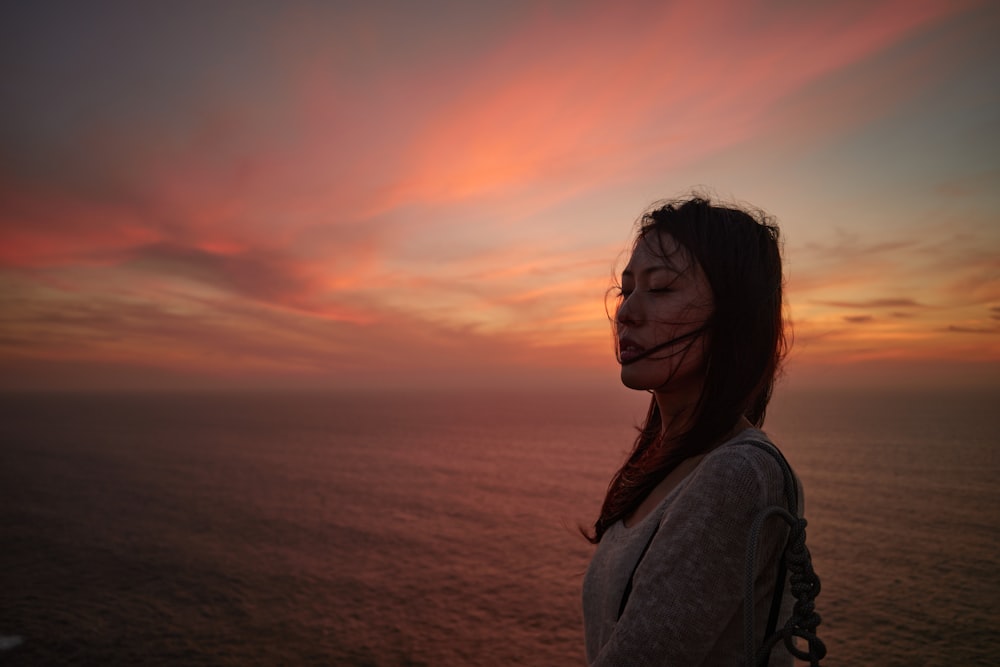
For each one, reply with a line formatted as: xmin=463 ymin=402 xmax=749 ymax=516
xmin=588 ymin=195 xmax=787 ymax=542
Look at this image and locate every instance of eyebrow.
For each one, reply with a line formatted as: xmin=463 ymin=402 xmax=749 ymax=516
xmin=621 ymin=266 xmax=676 ymax=278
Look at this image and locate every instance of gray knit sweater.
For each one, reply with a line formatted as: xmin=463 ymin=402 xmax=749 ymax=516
xmin=582 ymin=429 xmax=796 ymax=666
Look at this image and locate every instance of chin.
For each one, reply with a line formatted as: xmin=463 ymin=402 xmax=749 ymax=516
xmin=619 ymin=367 xmax=660 ymax=391
xmin=620 ymin=363 xmax=705 ymax=395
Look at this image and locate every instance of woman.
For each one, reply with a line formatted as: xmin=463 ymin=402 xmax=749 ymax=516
xmin=582 ymin=196 xmax=823 ymax=666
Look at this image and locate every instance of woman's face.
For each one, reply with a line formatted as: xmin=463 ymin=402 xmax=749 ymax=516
xmin=616 ymin=232 xmax=714 ymax=396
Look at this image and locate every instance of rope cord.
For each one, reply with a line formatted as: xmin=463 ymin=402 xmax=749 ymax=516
xmin=742 ymin=440 xmax=826 ymax=666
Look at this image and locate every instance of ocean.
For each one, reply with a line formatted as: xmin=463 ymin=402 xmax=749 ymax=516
xmin=1 ymin=387 xmax=998 ymax=666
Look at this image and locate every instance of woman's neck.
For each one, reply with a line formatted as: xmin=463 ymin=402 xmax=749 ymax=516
xmin=653 ymin=388 xmax=699 ymax=440
xmin=653 ymin=389 xmax=754 ymax=445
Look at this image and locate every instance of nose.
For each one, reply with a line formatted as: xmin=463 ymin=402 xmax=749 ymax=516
xmin=616 ymin=292 xmax=639 ymax=326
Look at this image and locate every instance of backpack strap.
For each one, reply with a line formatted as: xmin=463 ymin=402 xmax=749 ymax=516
xmin=740 ymin=438 xmax=826 ymax=667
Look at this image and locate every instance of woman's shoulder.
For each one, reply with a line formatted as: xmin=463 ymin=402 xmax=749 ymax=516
xmin=704 ymin=428 xmax=783 ymax=466
xmin=688 ymin=429 xmax=789 ymax=499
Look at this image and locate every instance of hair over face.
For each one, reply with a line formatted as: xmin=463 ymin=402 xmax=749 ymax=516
xmin=589 ymin=195 xmax=788 ymax=542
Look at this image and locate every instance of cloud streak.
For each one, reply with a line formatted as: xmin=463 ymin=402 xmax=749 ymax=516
xmin=1 ymin=0 xmax=997 ymax=390
xmin=819 ymin=298 xmax=925 ymax=309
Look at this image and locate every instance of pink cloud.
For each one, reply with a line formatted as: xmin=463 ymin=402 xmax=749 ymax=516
xmin=0 ymin=0 xmax=994 ymax=390
xmin=3 ymin=0 xmax=978 ymax=265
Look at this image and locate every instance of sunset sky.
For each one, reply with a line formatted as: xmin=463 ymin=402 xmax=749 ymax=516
xmin=1 ymin=0 xmax=998 ymax=392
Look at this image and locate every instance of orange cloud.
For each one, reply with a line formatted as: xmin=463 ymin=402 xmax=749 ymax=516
xmin=1 ymin=0 xmax=995 ymax=390
xmin=786 ymin=216 xmax=1000 ymax=369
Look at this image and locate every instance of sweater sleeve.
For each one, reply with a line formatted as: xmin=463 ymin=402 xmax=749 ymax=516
xmin=590 ymin=444 xmax=788 ymax=667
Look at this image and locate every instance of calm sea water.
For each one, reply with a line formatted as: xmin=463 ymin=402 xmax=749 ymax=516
xmin=1 ymin=387 xmax=998 ymax=666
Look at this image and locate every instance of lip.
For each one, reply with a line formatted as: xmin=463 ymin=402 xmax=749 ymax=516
xmin=618 ymin=336 xmax=645 ymax=364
